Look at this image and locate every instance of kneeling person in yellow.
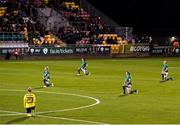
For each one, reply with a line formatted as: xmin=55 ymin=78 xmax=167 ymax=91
xmin=23 ymin=87 xmax=36 ymax=116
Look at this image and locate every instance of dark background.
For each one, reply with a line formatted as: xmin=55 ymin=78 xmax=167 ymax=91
xmin=87 ymin=0 xmax=180 ymax=36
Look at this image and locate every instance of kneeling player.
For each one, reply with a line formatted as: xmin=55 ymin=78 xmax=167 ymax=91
xmin=43 ymin=66 xmax=54 ymax=87
xmin=77 ymin=58 xmax=90 ymax=76
xmin=23 ymin=87 xmax=36 ymax=116
xmin=161 ymin=60 xmax=173 ymax=82
xmin=122 ymin=71 xmax=138 ymax=95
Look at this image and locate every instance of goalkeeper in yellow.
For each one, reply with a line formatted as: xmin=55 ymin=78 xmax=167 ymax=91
xmin=23 ymin=87 xmax=36 ymax=116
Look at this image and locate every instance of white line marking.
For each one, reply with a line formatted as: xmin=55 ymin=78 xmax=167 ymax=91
xmin=37 ymin=115 xmax=106 ymax=124
xmin=0 ymin=89 xmax=100 ymax=114
xmin=0 ymin=110 xmax=24 ymax=114
xmin=35 ymin=91 xmax=100 ymax=114
xmin=0 ymin=89 xmax=106 ymax=124
xmin=0 ymin=110 xmax=25 ymax=117
xmin=0 ymin=110 xmax=107 ymax=124
xmin=0 ymin=113 xmax=24 ymax=117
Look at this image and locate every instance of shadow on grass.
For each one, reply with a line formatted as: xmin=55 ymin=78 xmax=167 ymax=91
xmin=75 ymin=74 xmax=83 ymax=77
xmin=6 ymin=116 xmax=30 ymax=124
xmin=160 ymin=77 xmax=174 ymax=83
xmin=118 ymin=94 xmax=128 ymax=97
xmin=33 ymin=87 xmax=44 ymax=90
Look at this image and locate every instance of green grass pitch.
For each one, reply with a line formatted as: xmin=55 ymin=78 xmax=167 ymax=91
xmin=0 ymin=57 xmax=180 ymax=124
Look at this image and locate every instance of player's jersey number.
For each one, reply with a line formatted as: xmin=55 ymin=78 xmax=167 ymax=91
xmin=27 ymin=97 xmax=33 ymax=103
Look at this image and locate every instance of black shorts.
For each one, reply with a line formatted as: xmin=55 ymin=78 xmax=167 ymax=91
xmin=81 ymin=64 xmax=87 ymax=69
xmin=26 ymin=106 xmax=35 ymax=113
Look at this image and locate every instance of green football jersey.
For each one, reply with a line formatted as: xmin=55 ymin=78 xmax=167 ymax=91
xmin=124 ymin=74 xmax=131 ymax=83
xmin=162 ymin=64 xmax=168 ymax=72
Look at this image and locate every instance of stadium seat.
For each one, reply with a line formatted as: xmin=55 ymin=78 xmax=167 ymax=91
xmin=0 ymin=7 xmax=6 ymax=16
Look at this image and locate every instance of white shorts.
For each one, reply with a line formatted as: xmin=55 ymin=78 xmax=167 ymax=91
xmin=81 ymin=68 xmax=86 ymax=74
xmin=162 ymin=72 xmax=168 ymax=78
xmin=162 ymin=71 xmax=168 ymax=75
xmin=126 ymin=84 xmax=132 ymax=94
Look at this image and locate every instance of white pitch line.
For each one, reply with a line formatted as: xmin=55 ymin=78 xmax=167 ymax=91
xmin=0 ymin=89 xmax=100 ymax=115
xmin=0 ymin=89 xmax=105 ymax=124
xmin=37 ymin=115 xmax=106 ymax=124
xmin=0 ymin=110 xmax=24 ymax=115
xmin=0 ymin=110 xmax=25 ymax=117
xmin=35 ymin=90 xmax=100 ymax=114
xmin=0 ymin=113 xmax=24 ymax=117
xmin=0 ymin=110 xmax=107 ymax=124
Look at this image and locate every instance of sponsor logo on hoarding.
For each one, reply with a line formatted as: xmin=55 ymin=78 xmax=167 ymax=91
xmin=130 ymin=46 xmax=150 ymax=52
xmin=29 ymin=48 xmax=41 ymax=54
xmin=75 ymin=47 xmax=88 ymax=53
xmin=97 ymin=46 xmax=110 ymax=53
xmin=152 ymin=49 xmax=163 ymax=54
xmin=43 ymin=48 xmax=48 ymax=55
xmin=30 ymin=48 xmax=34 ymax=54
xmin=34 ymin=48 xmax=41 ymax=53
xmin=49 ymin=48 xmax=74 ymax=54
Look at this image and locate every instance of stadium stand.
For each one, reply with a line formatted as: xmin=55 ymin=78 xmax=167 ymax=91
xmin=58 ymin=1 xmax=114 ymax=44
xmin=0 ymin=0 xmax=61 ymax=47
xmin=97 ymin=34 xmax=127 ymax=45
xmin=0 ymin=0 xmax=128 ymax=47
xmin=49 ymin=1 xmax=125 ymax=45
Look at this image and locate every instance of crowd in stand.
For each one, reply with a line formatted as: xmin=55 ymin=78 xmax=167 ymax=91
xmin=0 ymin=0 xmax=127 ymax=46
xmin=134 ymin=35 xmax=152 ymax=44
xmin=0 ymin=0 xmax=38 ymax=32
xmin=0 ymin=0 xmax=55 ymax=46
xmin=58 ymin=26 xmax=89 ymax=44
xmin=51 ymin=1 xmax=117 ymax=45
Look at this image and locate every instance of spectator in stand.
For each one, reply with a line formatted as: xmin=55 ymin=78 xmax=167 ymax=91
xmin=172 ymin=38 xmax=180 ymax=54
xmin=13 ymin=48 xmax=19 ymax=60
xmin=113 ymin=37 xmax=118 ymax=44
xmin=106 ymin=36 xmax=111 ymax=44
